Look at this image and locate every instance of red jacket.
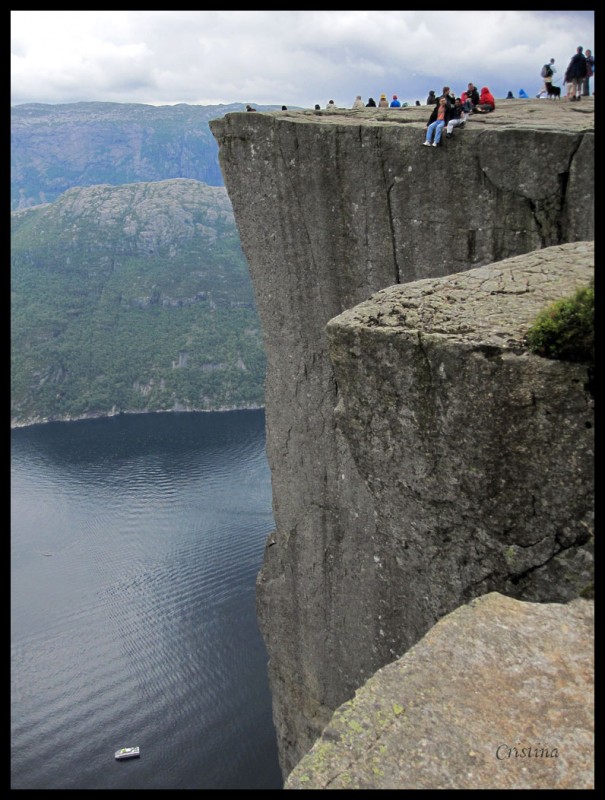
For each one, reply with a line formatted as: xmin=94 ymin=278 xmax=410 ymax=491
xmin=479 ymin=87 xmax=495 ymax=108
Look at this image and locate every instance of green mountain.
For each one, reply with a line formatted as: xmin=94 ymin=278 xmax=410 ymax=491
xmin=11 ymin=101 xmax=281 ymax=211
xmin=11 ymin=179 xmax=266 ymax=425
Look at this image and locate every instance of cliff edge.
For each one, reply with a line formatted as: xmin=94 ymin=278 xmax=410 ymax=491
xmin=210 ymin=100 xmax=594 ymax=778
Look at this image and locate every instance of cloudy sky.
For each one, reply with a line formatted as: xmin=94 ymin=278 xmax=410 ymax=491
xmin=11 ymin=10 xmax=595 ymax=109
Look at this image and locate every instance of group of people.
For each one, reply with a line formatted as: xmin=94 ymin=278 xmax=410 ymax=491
xmin=350 ymin=94 xmax=411 ymax=109
xmin=325 ymin=46 xmax=593 ymax=125
xmin=423 ymin=83 xmax=494 ymax=146
xmin=326 ymin=82 xmax=494 ymax=147
xmin=536 ymin=46 xmax=594 ymax=100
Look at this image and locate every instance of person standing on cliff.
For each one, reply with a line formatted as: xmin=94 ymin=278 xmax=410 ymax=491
xmin=378 ymin=93 xmax=389 ymax=108
xmin=537 ymin=58 xmax=556 ymax=97
xmin=583 ymin=49 xmax=594 ymax=95
xmin=366 ymin=97 xmax=377 ymax=107
xmin=352 ymin=95 xmax=365 ymax=109
xmin=422 ymin=96 xmax=451 ymax=146
xmin=565 ymin=46 xmax=588 ymax=101
xmin=389 ymin=94 xmax=402 ymax=108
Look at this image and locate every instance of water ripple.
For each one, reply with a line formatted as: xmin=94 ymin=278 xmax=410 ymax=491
xmin=11 ymin=411 xmax=282 ymax=790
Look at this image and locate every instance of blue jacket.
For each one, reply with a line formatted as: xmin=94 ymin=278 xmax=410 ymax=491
xmin=390 ymin=98 xmax=401 ymax=107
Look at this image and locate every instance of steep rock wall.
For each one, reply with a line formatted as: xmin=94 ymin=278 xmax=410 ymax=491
xmin=210 ymin=103 xmax=594 ymax=776
xmin=327 ymin=241 xmax=593 ymax=647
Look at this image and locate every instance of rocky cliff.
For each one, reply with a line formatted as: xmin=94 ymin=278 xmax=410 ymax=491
xmin=286 ymin=593 xmax=594 ymax=790
xmin=210 ymin=101 xmax=594 ymax=778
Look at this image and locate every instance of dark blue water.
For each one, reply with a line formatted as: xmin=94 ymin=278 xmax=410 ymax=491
xmin=11 ymin=410 xmax=283 ymax=790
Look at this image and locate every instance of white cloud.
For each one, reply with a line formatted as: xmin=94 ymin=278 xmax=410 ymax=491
xmin=10 ymin=10 xmax=595 ymax=108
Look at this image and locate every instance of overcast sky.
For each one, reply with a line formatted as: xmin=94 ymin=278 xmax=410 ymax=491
xmin=11 ymin=10 xmax=595 ymax=109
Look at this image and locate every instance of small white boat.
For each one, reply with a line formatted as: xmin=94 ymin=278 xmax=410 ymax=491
xmin=115 ymin=746 xmax=140 ymax=760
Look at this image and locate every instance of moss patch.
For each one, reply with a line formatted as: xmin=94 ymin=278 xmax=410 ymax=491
xmin=525 ymin=283 xmax=594 ymax=364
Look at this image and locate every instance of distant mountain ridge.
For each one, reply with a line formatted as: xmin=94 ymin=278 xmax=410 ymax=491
xmin=11 ymin=101 xmax=281 ymax=211
xmin=11 ymin=179 xmax=266 ymax=426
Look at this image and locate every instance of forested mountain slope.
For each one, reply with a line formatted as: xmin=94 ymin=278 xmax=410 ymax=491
xmin=11 ymin=179 xmax=265 ymax=425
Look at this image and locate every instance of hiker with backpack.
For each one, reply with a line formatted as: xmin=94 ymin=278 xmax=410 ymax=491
xmin=537 ymin=58 xmax=556 ymax=97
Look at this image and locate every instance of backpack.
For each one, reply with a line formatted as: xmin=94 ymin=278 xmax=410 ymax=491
xmin=541 ymin=64 xmax=553 ymax=78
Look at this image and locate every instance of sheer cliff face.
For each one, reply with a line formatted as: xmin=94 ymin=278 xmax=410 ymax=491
xmin=210 ymin=105 xmax=594 ymax=776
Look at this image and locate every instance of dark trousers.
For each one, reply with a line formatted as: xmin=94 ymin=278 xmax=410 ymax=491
xmin=582 ymin=76 xmax=591 ymax=96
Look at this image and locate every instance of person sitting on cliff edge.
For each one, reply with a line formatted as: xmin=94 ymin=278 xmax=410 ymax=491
xmin=472 ymin=86 xmax=495 ymax=113
xmin=465 ymin=82 xmax=480 ymax=106
xmin=445 ymin=97 xmax=469 ymax=138
xmin=422 ymin=96 xmax=451 ymax=147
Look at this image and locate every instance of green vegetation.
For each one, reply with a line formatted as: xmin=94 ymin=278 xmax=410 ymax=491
xmin=525 ymin=283 xmax=594 ymax=363
xmin=11 ymin=180 xmax=266 ymax=424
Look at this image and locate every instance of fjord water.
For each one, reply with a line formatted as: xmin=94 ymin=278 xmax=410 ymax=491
xmin=11 ymin=411 xmax=282 ymax=790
